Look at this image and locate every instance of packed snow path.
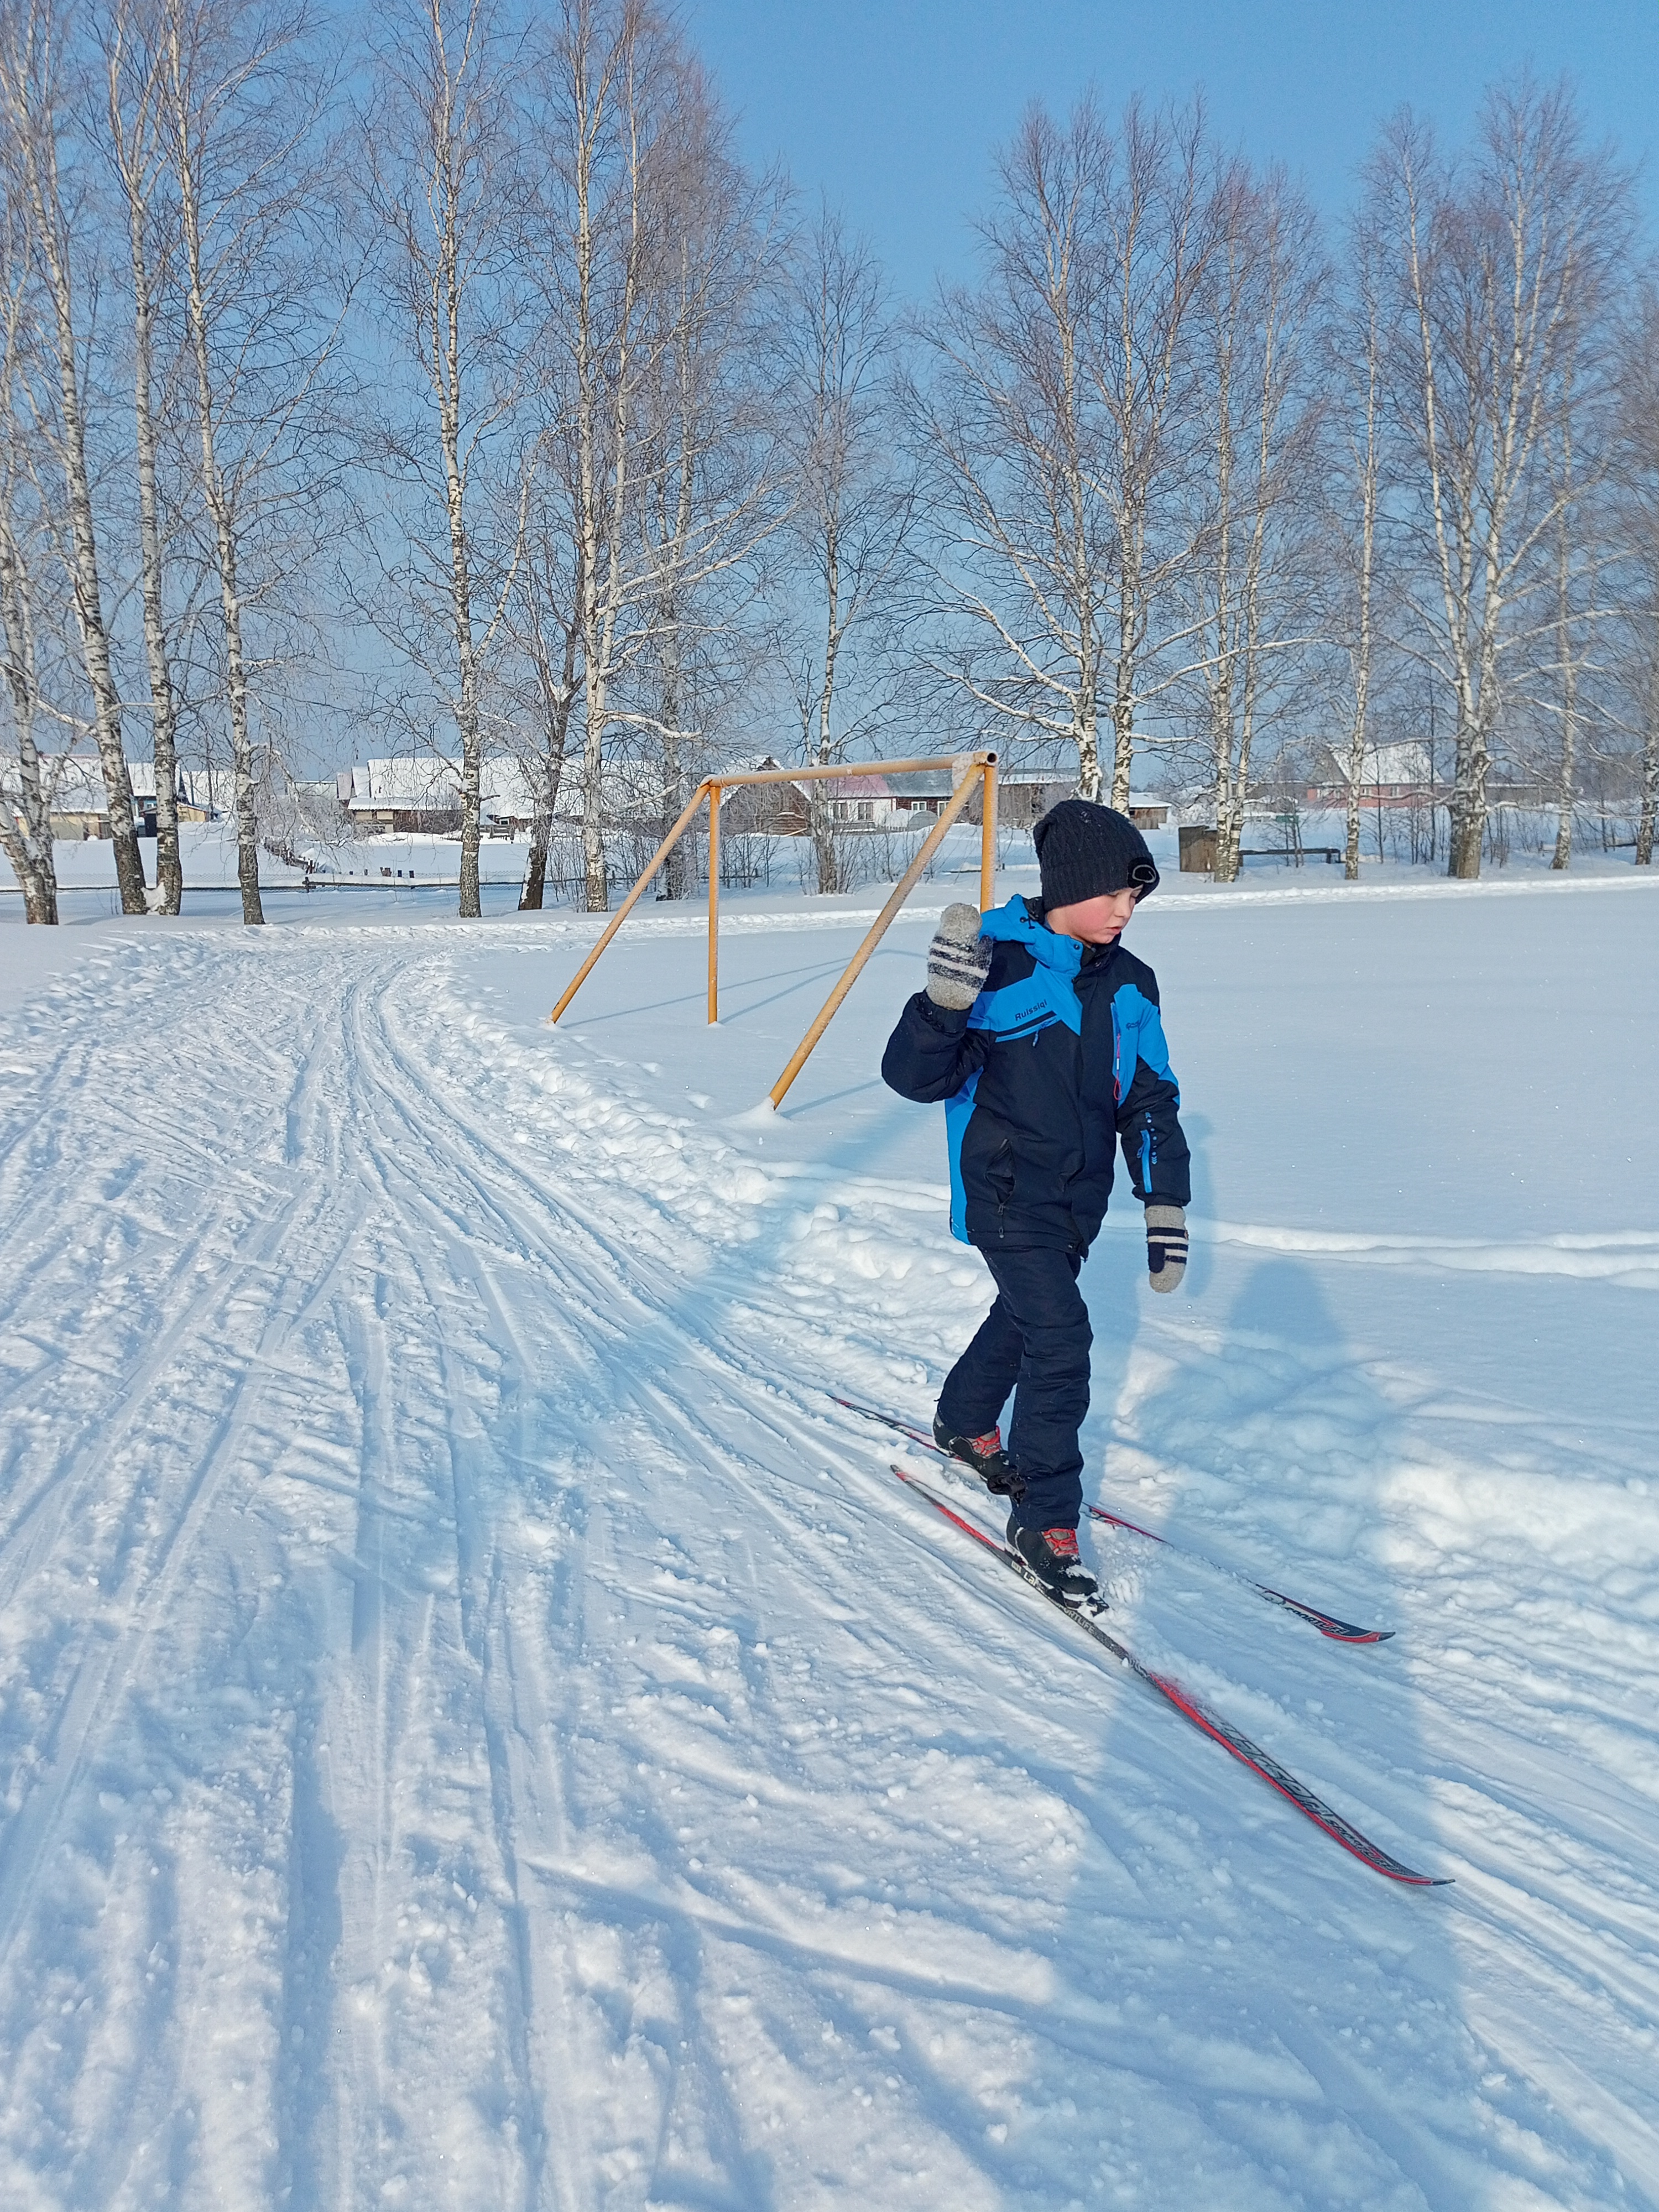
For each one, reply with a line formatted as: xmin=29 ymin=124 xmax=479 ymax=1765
xmin=1 ymin=880 xmax=1657 ymax=2210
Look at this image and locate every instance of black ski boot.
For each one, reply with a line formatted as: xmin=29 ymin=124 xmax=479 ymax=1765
xmin=1009 ymin=1520 xmax=1099 ymax=1606
xmin=933 ymin=1416 xmax=1021 ymax=1496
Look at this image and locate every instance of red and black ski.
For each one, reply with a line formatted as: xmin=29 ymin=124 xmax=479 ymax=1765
xmin=832 ymin=1396 xmax=1391 ymax=1644
xmin=891 ymin=1462 xmax=1448 ymax=1888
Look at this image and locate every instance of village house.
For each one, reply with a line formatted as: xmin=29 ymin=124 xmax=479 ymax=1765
xmin=862 ymin=765 xmax=1168 ymax=830
xmin=3 ymin=756 xmax=222 ymax=840
xmin=335 ymin=758 xmax=541 ymax=835
xmin=1306 ymin=740 xmax=1440 ymax=807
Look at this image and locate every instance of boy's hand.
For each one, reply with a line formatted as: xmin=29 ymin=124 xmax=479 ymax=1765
xmin=1145 ymin=1204 xmax=1187 ymax=1292
xmin=926 ymin=904 xmax=992 ymax=1010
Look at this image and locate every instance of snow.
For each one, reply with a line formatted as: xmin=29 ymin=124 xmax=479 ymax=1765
xmin=0 ymin=857 xmax=1656 ymax=2208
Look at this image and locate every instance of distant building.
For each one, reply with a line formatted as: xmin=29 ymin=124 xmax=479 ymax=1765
xmin=3 ymin=755 xmax=237 ymax=839
xmin=335 ymin=758 xmax=540 ymax=834
xmin=4 ymin=755 xmax=158 ymax=840
xmin=1307 ymin=742 xmax=1439 ymax=807
xmin=877 ymin=766 xmax=1165 ymax=830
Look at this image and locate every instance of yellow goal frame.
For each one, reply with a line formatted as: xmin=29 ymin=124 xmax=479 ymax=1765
xmin=549 ymin=752 xmax=998 ymax=1109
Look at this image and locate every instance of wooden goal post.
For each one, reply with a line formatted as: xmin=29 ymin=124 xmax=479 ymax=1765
xmin=548 ymin=752 xmax=999 ymax=1109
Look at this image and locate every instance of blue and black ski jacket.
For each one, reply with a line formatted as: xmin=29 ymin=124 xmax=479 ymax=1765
xmin=881 ymin=895 xmax=1190 ymax=1251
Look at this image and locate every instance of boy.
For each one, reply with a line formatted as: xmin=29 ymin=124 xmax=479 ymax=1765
xmin=880 ymin=799 xmax=1191 ymax=1605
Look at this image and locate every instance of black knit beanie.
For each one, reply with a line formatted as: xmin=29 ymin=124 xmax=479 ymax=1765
xmin=1033 ymin=799 xmax=1160 ymax=909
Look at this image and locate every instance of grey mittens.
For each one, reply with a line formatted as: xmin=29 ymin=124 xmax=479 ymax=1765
xmin=1145 ymin=1203 xmax=1188 ymax=1292
xmin=926 ymin=902 xmax=992 ymax=1010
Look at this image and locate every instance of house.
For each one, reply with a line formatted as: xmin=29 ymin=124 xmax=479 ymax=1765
xmin=876 ymin=766 xmax=1167 ymax=830
xmin=6 ymin=756 xmax=241 ymax=839
xmin=818 ymin=772 xmax=915 ymax=830
xmin=336 ymin=758 xmax=540 ymax=834
xmin=2 ymin=755 xmax=161 ymax=839
xmin=716 ymin=758 xmax=817 ymax=836
xmin=1308 ymin=741 xmax=1440 ymax=807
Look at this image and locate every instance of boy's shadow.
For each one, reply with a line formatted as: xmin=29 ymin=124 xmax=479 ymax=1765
xmin=1052 ymin=1251 xmax=1480 ymax=2206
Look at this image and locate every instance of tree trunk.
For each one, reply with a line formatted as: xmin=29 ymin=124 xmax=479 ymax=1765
xmin=438 ymin=250 xmax=482 ymax=919
xmin=571 ymin=47 xmax=618 ymax=916
xmin=519 ymin=603 xmax=577 ymax=910
xmin=1345 ymin=311 xmax=1379 ymax=882
xmin=656 ymin=391 xmax=696 ymax=901
xmin=1550 ymin=436 xmax=1577 ymax=872
xmin=1208 ymin=315 xmax=1239 ymax=884
xmin=1104 ymin=701 xmax=1128 ymax=810
xmin=812 ymin=508 xmax=846 ymax=893
xmin=127 ymin=186 xmax=183 ymax=914
xmin=1105 ymin=553 xmax=1139 ymax=808
xmin=22 ymin=132 xmax=147 ymax=914
xmin=210 ymin=511 xmax=264 ymax=924
xmin=175 ymin=108 xmax=263 ymax=924
xmin=1637 ymin=619 xmax=1658 ymax=867
xmin=519 ymin=836 xmax=547 ymax=909
xmin=444 ymin=438 xmax=483 ymax=921
xmin=1550 ymin=685 xmax=1576 ymax=869
xmin=660 ymin=731 xmax=686 ymax=898
xmin=0 ymin=531 xmax=59 ymax=924
xmin=1447 ymin=749 xmax=1486 ymax=876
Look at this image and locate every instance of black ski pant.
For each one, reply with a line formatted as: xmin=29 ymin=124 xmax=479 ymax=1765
xmin=935 ymin=1244 xmax=1091 ymax=1533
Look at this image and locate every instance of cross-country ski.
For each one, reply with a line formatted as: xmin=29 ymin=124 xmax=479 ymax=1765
xmin=833 ymin=1395 xmax=1395 ymax=1641
xmin=889 ymin=1464 xmax=1444 ymax=1884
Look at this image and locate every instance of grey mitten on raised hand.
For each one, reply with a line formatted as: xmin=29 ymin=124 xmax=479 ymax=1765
xmin=1145 ymin=1203 xmax=1188 ymax=1292
xmin=926 ymin=903 xmax=992 ymax=1010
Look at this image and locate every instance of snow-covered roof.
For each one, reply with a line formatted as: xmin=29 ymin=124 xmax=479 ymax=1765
xmin=1318 ymin=740 xmax=1434 ymax=786
xmin=337 ymin=757 xmax=540 ymax=818
xmin=2 ymin=755 xmax=159 ymax=811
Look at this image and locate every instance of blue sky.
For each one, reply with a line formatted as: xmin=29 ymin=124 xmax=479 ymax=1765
xmin=682 ymin=0 xmax=1659 ymax=298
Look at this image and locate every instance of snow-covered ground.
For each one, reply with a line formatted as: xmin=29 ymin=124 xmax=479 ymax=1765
xmin=0 ymin=859 xmax=1656 ymax=2209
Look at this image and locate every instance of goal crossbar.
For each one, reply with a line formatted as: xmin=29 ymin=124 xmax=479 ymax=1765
xmin=548 ymin=752 xmax=998 ymax=1110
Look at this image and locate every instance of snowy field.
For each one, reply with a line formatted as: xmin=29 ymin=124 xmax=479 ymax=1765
xmin=1 ymin=855 xmax=1657 ymax=2209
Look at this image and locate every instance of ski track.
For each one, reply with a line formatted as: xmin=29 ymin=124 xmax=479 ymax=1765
xmin=0 ymin=920 xmax=1654 ymax=2210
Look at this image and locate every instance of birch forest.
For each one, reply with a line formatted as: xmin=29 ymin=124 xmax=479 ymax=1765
xmin=4 ymin=0 xmax=1658 ymax=921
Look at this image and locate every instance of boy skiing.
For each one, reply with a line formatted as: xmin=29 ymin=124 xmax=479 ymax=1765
xmin=880 ymin=800 xmax=1191 ymax=1606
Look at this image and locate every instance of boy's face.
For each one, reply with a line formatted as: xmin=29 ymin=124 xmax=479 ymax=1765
xmin=1045 ymin=888 xmax=1139 ymax=946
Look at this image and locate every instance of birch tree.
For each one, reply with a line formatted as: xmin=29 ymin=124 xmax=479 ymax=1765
xmin=914 ymin=98 xmax=1115 ymax=796
xmin=1368 ymin=83 xmax=1631 ymax=878
xmin=98 ymin=0 xmax=182 ymax=909
xmin=159 ymin=0 xmax=343 ymax=925
xmin=0 ymin=0 xmax=147 ymax=912
xmin=1092 ymin=97 xmax=1225 ymax=805
xmin=1334 ymin=212 xmax=1385 ymax=879
xmin=1545 ymin=410 xmax=1584 ymax=869
xmin=1609 ymin=280 xmax=1659 ymax=868
xmin=915 ymin=95 xmax=1220 ymax=804
xmin=504 ymin=420 xmax=581 ymax=910
xmin=531 ymin=0 xmax=744 ymax=912
xmin=363 ymin=0 xmax=522 ymax=921
xmin=628 ymin=70 xmax=786 ymax=899
xmin=0 ymin=162 xmax=59 ymax=921
xmin=1194 ymin=161 xmax=1326 ymax=881
xmin=778 ymin=202 xmax=913 ymax=894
